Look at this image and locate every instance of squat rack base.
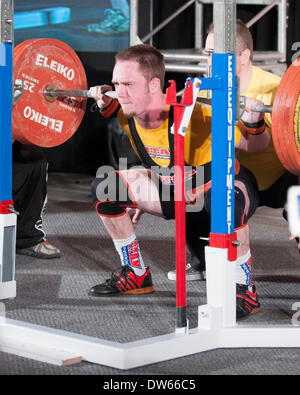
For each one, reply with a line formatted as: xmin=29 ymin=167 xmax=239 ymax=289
xmin=0 ymin=308 xmax=300 ymax=369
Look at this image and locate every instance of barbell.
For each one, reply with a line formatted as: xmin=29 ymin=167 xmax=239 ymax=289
xmin=12 ymin=38 xmax=300 ymax=174
xmin=43 ymin=88 xmax=274 ymax=114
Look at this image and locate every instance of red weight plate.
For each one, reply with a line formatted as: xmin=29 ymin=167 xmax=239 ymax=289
xmin=14 ymin=40 xmax=35 ymax=76
xmin=13 ymin=38 xmax=87 ymax=147
xmin=14 ymin=41 xmax=33 ymax=73
xmin=272 ymin=58 xmax=300 ymax=175
xmin=14 ymin=39 xmax=33 ymax=54
xmin=14 ymin=40 xmax=31 ymax=57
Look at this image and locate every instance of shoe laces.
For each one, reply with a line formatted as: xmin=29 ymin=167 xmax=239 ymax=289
xmin=107 ymin=266 xmax=133 ymax=287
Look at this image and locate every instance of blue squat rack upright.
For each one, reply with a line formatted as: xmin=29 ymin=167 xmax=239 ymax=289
xmin=0 ymin=0 xmax=16 ymax=301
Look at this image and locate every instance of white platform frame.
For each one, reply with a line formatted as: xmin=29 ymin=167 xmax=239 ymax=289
xmin=0 ymin=248 xmax=300 ymax=368
xmin=0 ymin=0 xmax=299 ymax=369
xmin=1 ymin=314 xmax=300 ymax=369
xmin=0 ymin=213 xmax=16 ymax=300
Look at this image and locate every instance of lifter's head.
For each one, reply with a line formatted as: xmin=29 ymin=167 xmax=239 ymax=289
xmin=112 ymin=45 xmax=165 ymax=118
xmin=115 ymin=44 xmax=165 ymax=90
xmin=205 ymin=19 xmax=253 ymax=76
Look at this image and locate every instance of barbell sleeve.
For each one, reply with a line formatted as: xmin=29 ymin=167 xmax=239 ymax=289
xmin=252 ymin=102 xmax=273 ymax=113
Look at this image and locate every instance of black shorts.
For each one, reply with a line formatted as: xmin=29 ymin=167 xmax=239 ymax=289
xmin=156 ymin=164 xmax=209 ymax=220
xmin=259 ymin=171 xmax=298 ymax=208
xmin=158 ymin=163 xmax=259 ymax=225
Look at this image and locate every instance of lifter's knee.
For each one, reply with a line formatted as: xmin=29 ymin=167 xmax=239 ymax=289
xmin=203 ymin=187 xmax=247 ymax=228
xmin=91 ymin=171 xmax=136 ymax=217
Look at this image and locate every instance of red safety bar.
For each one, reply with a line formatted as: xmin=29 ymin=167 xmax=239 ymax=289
xmin=166 ymin=80 xmax=194 ymax=327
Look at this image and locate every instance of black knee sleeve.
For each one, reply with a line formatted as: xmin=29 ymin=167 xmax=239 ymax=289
xmin=91 ymin=171 xmax=136 ymax=217
xmin=203 ymin=187 xmax=247 ymax=228
xmin=234 ymin=187 xmax=247 ymax=228
xmin=95 ymin=201 xmax=126 ymax=217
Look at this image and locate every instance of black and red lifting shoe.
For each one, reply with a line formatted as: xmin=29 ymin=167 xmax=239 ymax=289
xmin=89 ymin=266 xmax=154 ymax=297
xmin=236 ymin=284 xmax=261 ymax=319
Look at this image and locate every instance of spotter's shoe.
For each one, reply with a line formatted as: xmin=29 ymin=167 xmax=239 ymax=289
xmin=236 ymin=284 xmax=260 ymax=319
xmin=17 ymin=241 xmax=61 ymax=259
xmin=89 ymin=266 xmax=154 ymax=297
xmin=168 ymin=256 xmax=206 ymax=281
xmin=167 ymin=263 xmax=206 ymax=281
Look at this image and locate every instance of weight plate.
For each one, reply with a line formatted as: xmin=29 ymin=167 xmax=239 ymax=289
xmin=13 ymin=39 xmax=87 ymax=147
xmin=272 ymin=58 xmax=300 ymax=175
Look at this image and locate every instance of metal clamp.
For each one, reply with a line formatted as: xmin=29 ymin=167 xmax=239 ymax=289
xmin=8 ymin=205 xmax=19 ymax=215
xmin=177 ymin=78 xmax=202 ymax=137
xmin=13 ymin=79 xmax=24 ymax=105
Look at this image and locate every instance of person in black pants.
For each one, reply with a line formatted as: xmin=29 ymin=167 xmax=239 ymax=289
xmin=12 ymin=141 xmax=61 ymax=259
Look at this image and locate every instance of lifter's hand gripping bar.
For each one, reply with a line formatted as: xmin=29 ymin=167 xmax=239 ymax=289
xmin=197 ymin=96 xmax=273 ymax=113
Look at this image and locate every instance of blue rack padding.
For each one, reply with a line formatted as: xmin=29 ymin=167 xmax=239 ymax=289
xmin=196 ymin=53 xmax=236 ymax=235
xmin=0 ymin=44 xmax=5 ymax=66
xmin=211 ymin=53 xmax=236 ymax=235
xmin=0 ymin=43 xmax=13 ymax=202
xmin=14 ymin=7 xmax=71 ymax=30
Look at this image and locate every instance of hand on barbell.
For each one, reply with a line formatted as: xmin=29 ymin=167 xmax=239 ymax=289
xmin=88 ymin=85 xmax=113 ymax=109
xmin=241 ymin=97 xmax=265 ymax=125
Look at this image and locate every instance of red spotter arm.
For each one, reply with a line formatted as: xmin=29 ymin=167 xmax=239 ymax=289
xmin=166 ymin=79 xmax=195 ymax=328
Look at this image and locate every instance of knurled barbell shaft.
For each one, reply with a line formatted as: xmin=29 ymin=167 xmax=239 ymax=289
xmin=44 ymin=89 xmax=92 ymax=98
xmin=44 ymin=89 xmax=118 ymax=99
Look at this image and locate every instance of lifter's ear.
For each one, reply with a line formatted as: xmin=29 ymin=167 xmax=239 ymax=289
xmin=149 ymin=77 xmax=161 ymax=94
xmin=240 ymin=48 xmax=251 ymax=65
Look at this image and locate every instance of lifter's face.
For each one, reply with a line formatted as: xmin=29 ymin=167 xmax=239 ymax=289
xmin=204 ymin=32 xmax=214 ymax=70
xmin=204 ymin=32 xmax=244 ymax=77
xmin=112 ymin=60 xmax=152 ymax=118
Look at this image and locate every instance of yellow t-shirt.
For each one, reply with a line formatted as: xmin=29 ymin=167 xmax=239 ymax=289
xmin=236 ymin=66 xmax=286 ymax=191
xmin=118 ymin=101 xmax=241 ymax=168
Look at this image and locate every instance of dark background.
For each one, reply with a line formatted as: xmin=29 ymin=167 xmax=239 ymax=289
xmin=14 ymin=0 xmax=300 ymax=175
